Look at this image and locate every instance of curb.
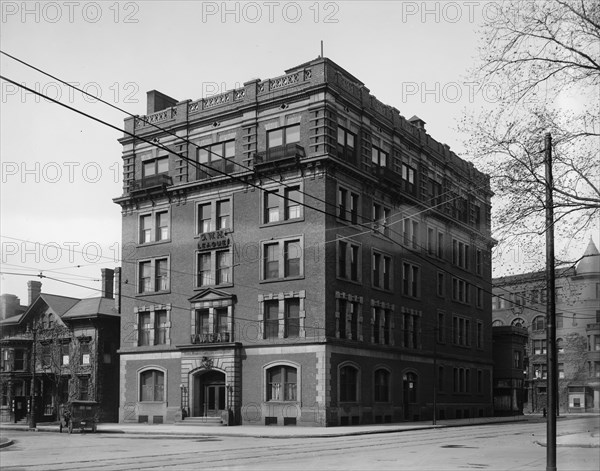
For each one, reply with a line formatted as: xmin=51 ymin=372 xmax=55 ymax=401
xmin=0 ymin=438 xmax=14 ymax=448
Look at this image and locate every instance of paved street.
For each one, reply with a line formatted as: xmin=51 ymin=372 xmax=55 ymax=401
xmin=1 ymin=416 xmax=598 ymax=470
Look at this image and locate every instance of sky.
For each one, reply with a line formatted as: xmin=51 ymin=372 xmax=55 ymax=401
xmin=1 ymin=0 xmax=596 ymax=303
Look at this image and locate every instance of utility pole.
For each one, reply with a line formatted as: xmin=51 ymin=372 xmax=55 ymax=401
xmin=544 ymin=132 xmax=557 ymax=471
xmin=29 ymin=327 xmax=37 ymax=429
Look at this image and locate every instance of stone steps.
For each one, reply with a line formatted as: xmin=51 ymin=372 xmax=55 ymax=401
xmin=176 ymin=416 xmax=224 ymax=426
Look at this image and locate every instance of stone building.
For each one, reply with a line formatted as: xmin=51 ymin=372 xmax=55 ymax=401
xmin=0 ymin=271 xmax=121 ymax=424
xmin=492 ymin=239 xmax=600 ymax=413
xmin=114 ymin=57 xmax=495 ymax=426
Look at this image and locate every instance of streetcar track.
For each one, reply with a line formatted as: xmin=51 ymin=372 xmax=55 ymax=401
xmin=2 ymin=423 xmax=548 ymax=471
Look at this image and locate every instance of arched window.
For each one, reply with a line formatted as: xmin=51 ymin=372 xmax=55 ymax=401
xmin=374 ymin=369 xmax=390 ymax=402
xmin=140 ymin=369 xmax=164 ymax=402
xmin=339 ymin=364 xmax=359 ymax=402
xmin=492 ymin=319 xmax=504 ymax=327
xmin=557 ymin=338 xmax=564 ymax=354
xmin=532 ymin=316 xmax=545 ymax=331
xmin=511 ymin=318 xmax=525 ymax=328
xmin=403 ymin=372 xmax=417 ymax=403
xmin=266 ymin=365 xmax=297 ymax=401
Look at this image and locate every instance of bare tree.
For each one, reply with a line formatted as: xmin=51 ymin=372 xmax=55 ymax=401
xmin=461 ymin=0 xmax=600 ymax=273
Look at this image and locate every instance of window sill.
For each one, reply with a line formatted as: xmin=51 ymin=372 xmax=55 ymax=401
xmin=260 ymin=217 xmax=304 ymax=228
xmin=261 ymin=276 xmax=304 ymax=284
xmin=137 ymin=290 xmax=171 ymax=297
xmin=336 ymin=277 xmax=363 ymax=285
xmin=137 ymin=240 xmax=171 ymax=248
xmin=194 ymin=283 xmax=233 ymax=290
xmin=372 ymin=286 xmax=394 ymax=293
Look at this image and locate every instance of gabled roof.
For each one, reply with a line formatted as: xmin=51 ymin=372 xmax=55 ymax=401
xmin=0 ymin=293 xmax=80 ymax=326
xmin=40 ymin=294 xmax=81 ymax=316
xmin=63 ymin=297 xmax=119 ymax=319
xmin=0 ymin=293 xmax=119 ymax=327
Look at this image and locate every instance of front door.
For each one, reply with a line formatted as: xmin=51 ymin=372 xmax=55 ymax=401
xmin=204 ymin=384 xmax=226 ymax=417
xmin=193 ymin=370 xmax=226 ymax=417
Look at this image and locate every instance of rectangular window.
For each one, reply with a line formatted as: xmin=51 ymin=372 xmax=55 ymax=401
xmin=78 ymin=376 xmax=89 ymax=401
xmin=452 ymin=239 xmax=470 ymax=269
xmin=216 ymin=200 xmax=230 ymax=230
xmin=558 ymin=363 xmax=564 ymax=379
xmin=338 ymin=241 xmax=361 ymax=282
xmin=80 ymin=342 xmax=90 ymax=365
xmin=60 ymin=343 xmax=70 ymax=366
xmin=476 ymin=321 xmax=483 ymax=349
xmin=402 ymin=262 xmax=420 ymax=297
xmin=514 ymin=350 xmax=521 ymax=368
xmin=197 ymin=140 xmax=235 ymax=179
xmin=139 ymin=258 xmax=169 ymax=294
xmin=284 ymin=240 xmax=301 ymax=277
xmin=155 ymin=310 xmax=168 ymax=345
xmin=155 ymin=211 xmax=169 ymax=242
xmin=338 ymin=186 xmax=360 ymax=224
xmin=401 ymin=163 xmax=416 ymax=194
xmin=285 ymin=299 xmax=300 ymax=338
xmin=371 ymin=145 xmax=388 ymax=167
xmin=216 ymin=250 xmax=231 ymax=285
xmin=155 ymin=258 xmax=168 ymax=291
xmin=265 ymin=191 xmax=280 ymax=223
xmin=198 ymin=253 xmax=212 ymax=286
xmin=139 ymin=312 xmax=151 ymax=346
xmin=427 ymin=227 xmax=435 ymax=255
xmin=372 ymin=203 xmax=390 ymax=236
xmin=338 ymin=299 xmax=347 ymax=339
xmin=196 ymin=250 xmax=232 ymax=288
xmin=198 ymin=203 xmax=213 ymax=233
xmin=139 ymin=261 xmax=152 ymax=293
xmin=437 ymin=312 xmax=445 ymax=343
xmin=453 ymin=315 xmax=471 ymax=347
xmin=373 ymin=252 xmax=392 ymax=290
xmin=476 ymin=249 xmax=483 ymax=276
xmin=140 ymin=214 xmax=152 ymax=243
xmin=476 ymin=287 xmax=484 ymax=308
xmin=437 ymin=232 xmax=444 ymax=258
xmin=262 ymin=238 xmax=303 ymax=281
xmin=264 ymin=301 xmax=279 ymax=339
xmin=264 ymin=186 xmax=302 ymax=224
xmin=284 ymin=187 xmax=301 ymax=220
xmin=402 ymin=313 xmax=420 ymax=348
xmin=337 ymin=127 xmax=356 ymax=163
xmin=477 ymin=370 xmax=483 ymax=394
xmin=452 ymin=277 xmax=469 ymax=304
xmin=216 ymin=308 xmax=228 ymax=335
xmin=268 ymin=124 xmax=300 ymax=150
xmin=143 ymin=156 xmax=168 ymax=178
xmin=197 ymin=199 xmax=232 ymax=234
xmin=437 ymin=272 xmax=445 ymax=297
xmin=264 ymin=243 xmax=280 ymax=279
xmin=196 ymin=309 xmax=210 ymax=335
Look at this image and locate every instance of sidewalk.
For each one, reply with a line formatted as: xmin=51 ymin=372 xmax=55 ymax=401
xmin=1 ymin=414 xmax=597 ymax=447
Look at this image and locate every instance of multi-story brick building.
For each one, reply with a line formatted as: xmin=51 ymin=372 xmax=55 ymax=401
xmin=492 ymin=239 xmax=600 ymax=413
xmin=0 ymin=271 xmax=121 ymax=424
xmin=492 ymin=325 xmax=528 ymax=415
xmin=114 ymin=57 xmax=495 ymax=426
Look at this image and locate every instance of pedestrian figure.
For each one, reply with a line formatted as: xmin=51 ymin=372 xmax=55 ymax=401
xmin=543 ymin=407 xmax=547 ymax=418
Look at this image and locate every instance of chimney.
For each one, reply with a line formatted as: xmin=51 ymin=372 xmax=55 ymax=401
xmin=27 ymin=280 xmax=42 ymax=305
xmin=0 ymin=294 xmax=20 ymax=320
xmin=101 ymin=268 xmax=115 ymax=299
xmin=114 ymin=267 xmax=121 ymax=312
